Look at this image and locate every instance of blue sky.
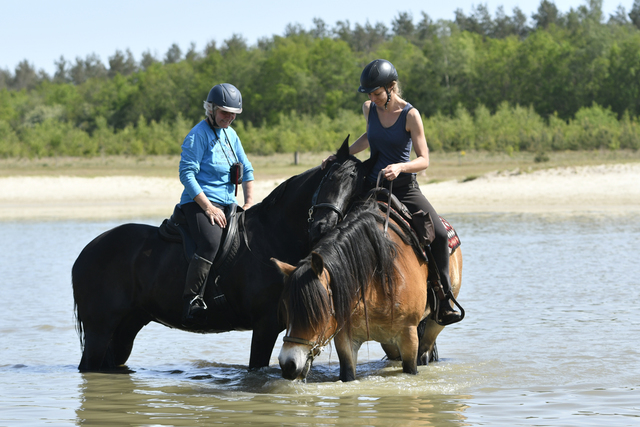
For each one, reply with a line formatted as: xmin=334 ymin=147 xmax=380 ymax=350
xmin=1 ymin=0 xmax=633 ymax=75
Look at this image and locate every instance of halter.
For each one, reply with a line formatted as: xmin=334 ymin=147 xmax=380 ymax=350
xmin=307 ymin=162 xmax=347 ymax=224
xmin=282 ymin=270 xmax=341 ymax=362
xmin=282 ymin=271 xmax=362 ymax=365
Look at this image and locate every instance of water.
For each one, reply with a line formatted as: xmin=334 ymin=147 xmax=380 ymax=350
xmin=1 ymin=213 xmax=639 ymax=426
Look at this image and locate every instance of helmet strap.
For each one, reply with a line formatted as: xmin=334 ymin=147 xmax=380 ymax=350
xmin=384 ymin=86 xmax=391 ymax=110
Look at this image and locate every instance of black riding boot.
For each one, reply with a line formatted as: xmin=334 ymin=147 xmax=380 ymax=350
xmin=433 ymin=276 xmax=464 ymax=326
xmin=424 ymin=245 xmax=464 ymax=326
xmin=181 ymin=254 xmax=212 ymax=327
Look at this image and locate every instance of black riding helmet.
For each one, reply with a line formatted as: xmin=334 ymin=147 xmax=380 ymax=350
xmin=207 ymin=83 xmax=243 ymax=114
xmin=357 ymin=59 xmax=398 ymax=109
xmin=358 ymin=59 xmax=398 ymax=93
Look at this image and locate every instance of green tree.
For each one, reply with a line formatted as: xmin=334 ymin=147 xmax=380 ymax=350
xmin=533 ymin=0 xmax=561 ymax=29
xmin=70 ymin=53 xmax=107 ymax=85
xmin=630 ymin=0 xmax=640 ymax=29
xmin=108 ymin=49 xmax=137 ymax=77
xmin=12 ymin=60 xmax=41 ymax=90
xmin=164 ymin=44 xmax=183 ymax=64
xmin=600 ymin=34 xmax=640 ymax=117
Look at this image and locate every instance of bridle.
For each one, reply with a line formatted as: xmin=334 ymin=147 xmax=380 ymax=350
xmin=288 ymin=160 xmax=360 ymax=363
xmin=307 ymin=162 xmax=353 ymax=225
xmin=282 ymin=270 xmax=341 ymax=362
xmin=282 ymin=269 xmax=361 ymax=364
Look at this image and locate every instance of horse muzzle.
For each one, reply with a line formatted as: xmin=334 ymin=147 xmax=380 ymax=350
xmin=278 ymin=344 xmax=312 ymax=380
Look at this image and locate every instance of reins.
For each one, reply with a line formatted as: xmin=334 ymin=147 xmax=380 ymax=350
xmin=374 ymin=170 xmax=393 ymax=234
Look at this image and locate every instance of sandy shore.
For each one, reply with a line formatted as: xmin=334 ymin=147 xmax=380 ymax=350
xmin=1 ymin=163 xmax=639 ymax=221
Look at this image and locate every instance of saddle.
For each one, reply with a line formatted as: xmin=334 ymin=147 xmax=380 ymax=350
xmin=158 ymin=203 xmax=246 ymax=307
xmin=367 ymin=188 xmax=464 ymax=324
xmin=366 ymin=188 xmax=461 ymax=256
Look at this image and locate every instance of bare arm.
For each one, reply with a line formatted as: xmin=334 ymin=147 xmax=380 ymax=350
xmin=382 ymin=108 xmax=430 ymax=180
xmin=242 ymin=180 xmax=254 ymax=210
xmin=348 ymin=101 xmax=372 ymax=154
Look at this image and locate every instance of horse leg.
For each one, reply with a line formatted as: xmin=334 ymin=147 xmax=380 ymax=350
xmin=334 ymin=330 xmax=360 ymax=382
xmin=417 ymin=317 xmax=445 ymax=365
xmin=248 ymin=316 xmax=282 ymax=370
xmin=415 ymin=248 xmax=462 ymax=365
xmin=78 ymin=327 xmax=115 ymax=372
xmin=398 ymin=326 xmax=419 ymax=375
xmin=78 ymin=305 xmax=136 ymax=371
xmin=110 ymin=313 xmax=151 ymax=367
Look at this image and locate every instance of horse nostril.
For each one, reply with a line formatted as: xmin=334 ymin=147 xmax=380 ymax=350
xmin=281 ymin=360 xmax=300 ymax=380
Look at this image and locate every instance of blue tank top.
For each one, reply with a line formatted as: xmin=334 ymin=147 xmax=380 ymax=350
xmin=367 ymin=102 xmax=414 ymax=182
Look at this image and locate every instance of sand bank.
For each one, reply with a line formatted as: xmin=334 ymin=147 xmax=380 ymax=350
xmin=1 ymin=163 xmax=639 ymax=221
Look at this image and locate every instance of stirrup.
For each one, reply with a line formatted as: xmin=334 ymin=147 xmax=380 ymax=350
xmin=189 ymin=294 xmax=208 ymax=311
xmin=434 ymin=292 xmax=465 ymax=326
xmin=182 ymin=295 xmax=208 ymax=327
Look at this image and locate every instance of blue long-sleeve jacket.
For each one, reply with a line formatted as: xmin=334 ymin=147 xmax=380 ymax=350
xmin=179 ymin=120 xmax=254 ymax=207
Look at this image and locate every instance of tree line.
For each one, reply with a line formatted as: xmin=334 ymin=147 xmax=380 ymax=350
xmin=1 ymin=0 xmax=640 ymax=158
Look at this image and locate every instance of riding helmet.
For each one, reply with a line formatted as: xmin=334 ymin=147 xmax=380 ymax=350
xmin=207 ymin=83 xmax=243 ymax=114
xmin=357 ymin=59 xmax=398 ymax=93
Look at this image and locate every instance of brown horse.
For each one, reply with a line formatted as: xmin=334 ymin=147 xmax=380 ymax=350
xmin=273 ymin=200 xmax=463 ymax=381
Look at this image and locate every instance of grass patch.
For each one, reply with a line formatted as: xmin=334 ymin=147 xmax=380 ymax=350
xmin=1 ymin=149 xmax=638 ymax=183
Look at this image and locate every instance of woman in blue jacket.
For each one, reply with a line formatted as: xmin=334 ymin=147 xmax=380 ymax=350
xmin=179 ymin=83 xmax=254 ymax=326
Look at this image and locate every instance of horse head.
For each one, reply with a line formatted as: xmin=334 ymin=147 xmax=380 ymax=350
xmin=272 ymin=253 xmax=338 ymax=380
xmin=308 ymin=135 xmax=376 ymax=246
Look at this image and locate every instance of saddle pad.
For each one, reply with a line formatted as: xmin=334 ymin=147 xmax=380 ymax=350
xmin=440 ymin=216 xmax=461 ymax=254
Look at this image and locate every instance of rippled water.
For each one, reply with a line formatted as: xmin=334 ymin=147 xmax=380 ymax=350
xmin=1 ymin=213 xmax=639 ymax=426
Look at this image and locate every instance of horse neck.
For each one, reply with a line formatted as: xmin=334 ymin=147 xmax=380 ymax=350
xmin=244 ymin=167 xmax=327 ymax=253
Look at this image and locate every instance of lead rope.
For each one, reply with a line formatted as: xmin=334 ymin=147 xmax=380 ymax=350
xmin=375 ymin=170 xmax=393 ymax=234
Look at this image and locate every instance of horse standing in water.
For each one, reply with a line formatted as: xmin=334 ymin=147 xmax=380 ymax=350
xmin=72 ymin=138 xmax=374 ymax=372
xmin=306 ymin=168 xmax=465 ymax=367
xmin=274 ymin=199 xmax=463 ymax=381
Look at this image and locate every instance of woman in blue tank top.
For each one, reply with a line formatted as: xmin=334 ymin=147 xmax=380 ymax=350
xmin=323 ymin=59 xmax=463 ymax=326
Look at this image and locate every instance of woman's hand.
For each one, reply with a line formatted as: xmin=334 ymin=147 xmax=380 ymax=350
xmin=194 ymin=192 xmax=226 ymax=228
xmin=382 ymin=163 xmax=404 ymax=181
xmin=321 ymin=155 xmax=336 ymax=169
xmin=205 ymin=205 xmax=227 ymax=228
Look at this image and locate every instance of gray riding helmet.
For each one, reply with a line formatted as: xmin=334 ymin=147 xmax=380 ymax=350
xmin=207 ymin=83 xmax=243 ymax=114
xmin=357 ymin=59 xmax=398 ymax=93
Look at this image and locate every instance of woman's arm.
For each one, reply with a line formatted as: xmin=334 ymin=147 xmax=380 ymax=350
xmin=241 ymin=180 xmax=254 ymax=210
xmin=382 ymin=108 xmax=430 ymax=180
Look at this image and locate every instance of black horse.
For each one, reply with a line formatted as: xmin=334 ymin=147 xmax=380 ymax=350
xmin=72 ymin=137 xmax=374 ymax=372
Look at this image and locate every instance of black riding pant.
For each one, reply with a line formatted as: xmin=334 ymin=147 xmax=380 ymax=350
xmin=367 ymin=174 xmax=451 ymax=290
xmin=182 ymin=201 xmax=223 ymax=263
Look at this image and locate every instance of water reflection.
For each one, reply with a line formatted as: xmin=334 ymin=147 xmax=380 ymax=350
xmin=2 ymin=213 xmax=640 ymax=426
xmin=76 ymin=370 xmax=471 ymax=426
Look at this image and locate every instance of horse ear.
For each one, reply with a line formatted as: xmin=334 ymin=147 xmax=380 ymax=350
xmin=271 ymin=258 xmax=296 ymax=277
xmin=310 ymin=252 xmax=325 ymax=277
xmin=336 ymin=134 xmax=350 ymax=160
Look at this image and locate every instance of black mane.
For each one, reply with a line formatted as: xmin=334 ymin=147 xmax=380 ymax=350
xmin=285 ymin=199 xmax=403 ymax=332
